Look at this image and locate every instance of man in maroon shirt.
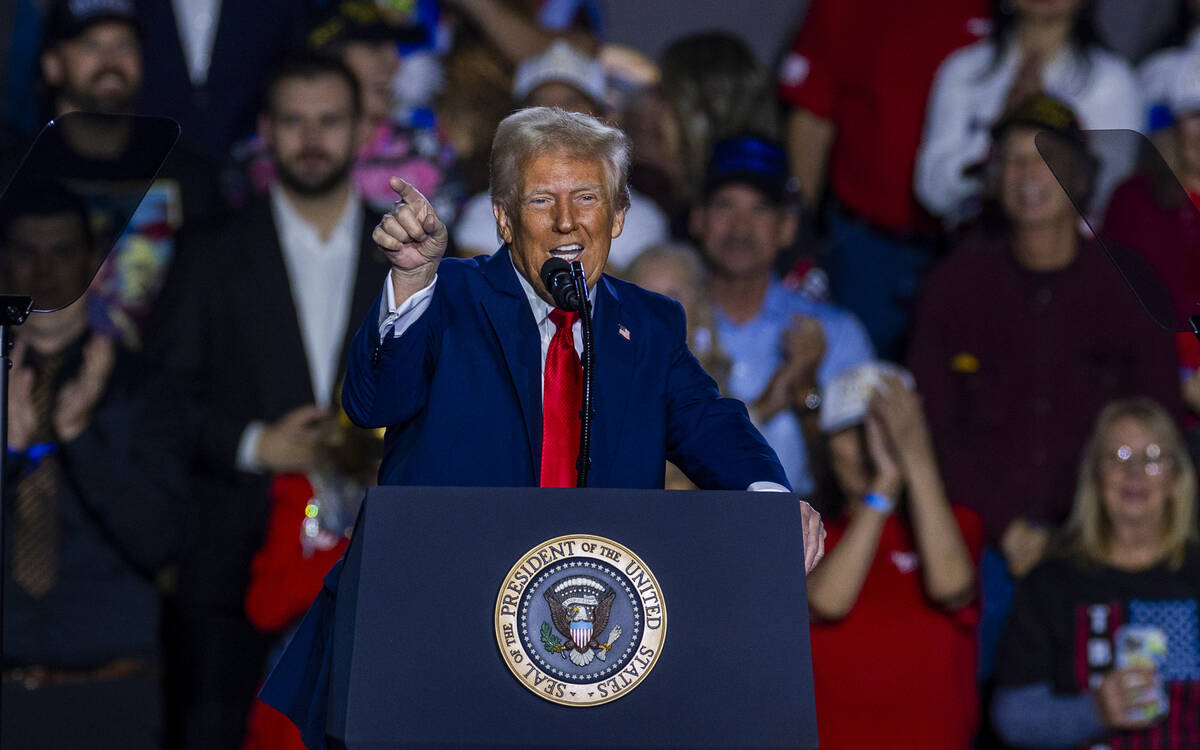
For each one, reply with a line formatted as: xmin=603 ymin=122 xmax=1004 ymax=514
xmin=907 ymin=95 xmax=1183 ymax=678
xmin=777 ymin=0 xmax=988 ymax=360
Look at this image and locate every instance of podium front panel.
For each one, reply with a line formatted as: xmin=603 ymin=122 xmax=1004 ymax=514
xmin=328 ymin=487 xmax=818 ymax=749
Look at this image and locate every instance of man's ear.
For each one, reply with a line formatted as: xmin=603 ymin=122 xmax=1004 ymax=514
xmin=609 ymin=206 xmax=627 ymax=239
xmin=41 ymin=50 xmax=64 ymax=88
xmin=493 ymin=203 xmax=514 ymax=245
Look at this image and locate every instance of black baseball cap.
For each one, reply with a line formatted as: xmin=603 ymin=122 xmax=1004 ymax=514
xmin=990 ymin=93 xmax=1087 ymax=148
xmin=44 ymin=0 xmax=140 ymax=48
xmin=703 ymin=135 xmax=790 ymax=204
xmin=963 ymin=93 xmax=1091 ymax=178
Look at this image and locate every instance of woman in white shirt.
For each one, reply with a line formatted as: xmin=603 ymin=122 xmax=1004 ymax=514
xmin=915 ymin=0 xmax=1141 ymax=226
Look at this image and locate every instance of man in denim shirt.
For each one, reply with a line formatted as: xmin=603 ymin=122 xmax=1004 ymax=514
xmin=691 ymin=135 xmax=874 ymax=495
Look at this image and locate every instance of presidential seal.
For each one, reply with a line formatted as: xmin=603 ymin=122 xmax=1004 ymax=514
xmin=494 ymin=534 xmax=666 ymax=707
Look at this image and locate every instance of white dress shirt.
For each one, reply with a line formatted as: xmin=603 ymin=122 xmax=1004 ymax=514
xmin=234 ymin=187 xmax=361 ymax=472
xmin=375 ymin=261 xmax=788 ymax=492
xmin=171 ymin=0 xmax=222 ymax=86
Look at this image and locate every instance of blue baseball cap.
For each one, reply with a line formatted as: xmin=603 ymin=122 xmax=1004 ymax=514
xmin=703 ymin=134 xmax=789 ymax=204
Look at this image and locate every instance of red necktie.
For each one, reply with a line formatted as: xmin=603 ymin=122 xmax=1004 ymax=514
xmin=540 ymin=309 xmax=581 ymax=487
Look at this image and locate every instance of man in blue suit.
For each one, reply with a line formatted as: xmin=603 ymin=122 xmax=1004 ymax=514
xmin=264 ymin=107 xmax=825 ymax=749
xmin=345 ymin=106 xmax=825 ymax=563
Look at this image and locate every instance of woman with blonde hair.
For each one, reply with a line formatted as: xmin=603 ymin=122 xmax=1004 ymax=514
xmin=992 ymin=397 xmax=1200 ymax=748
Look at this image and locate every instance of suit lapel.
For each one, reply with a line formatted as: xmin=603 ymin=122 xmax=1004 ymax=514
xmin=590 ymin=276 xmax=635 ymax=479
xmin=254 ymin=202 xmax=316 ymax=406
xmin=479 ymin=247 xmax=542 ymax=472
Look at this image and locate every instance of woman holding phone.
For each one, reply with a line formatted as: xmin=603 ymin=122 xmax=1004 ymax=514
xmin=992 ymin=397 xmax=1200 ymax=748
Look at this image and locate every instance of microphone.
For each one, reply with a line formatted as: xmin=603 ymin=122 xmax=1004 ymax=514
xmin=539 ymin=258 xmax=583 ymax=311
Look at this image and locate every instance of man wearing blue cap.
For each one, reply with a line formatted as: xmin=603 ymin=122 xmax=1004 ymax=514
xmin=690 ymin=135 xmax=874 ymax=496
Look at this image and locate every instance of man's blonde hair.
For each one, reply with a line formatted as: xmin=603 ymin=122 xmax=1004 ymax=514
xmin=489 ymin=107 xmax=631 ymax=223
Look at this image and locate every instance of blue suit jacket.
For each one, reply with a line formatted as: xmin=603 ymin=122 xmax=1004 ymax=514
xmin=261 ymin=247 xmax=788 ymax=749
xmin=342 ymin=246 xmax=789 ymax=491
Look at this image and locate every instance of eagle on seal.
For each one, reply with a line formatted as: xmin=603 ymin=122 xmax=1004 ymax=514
xmin=545 ymin=576 xmax=621 ymax=667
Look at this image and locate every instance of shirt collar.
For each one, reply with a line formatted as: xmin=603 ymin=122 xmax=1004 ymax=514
xmin=507 ymin=249 xmax=596 ymax=326
xmin=269 ymin=183 xmax=362 ymax=250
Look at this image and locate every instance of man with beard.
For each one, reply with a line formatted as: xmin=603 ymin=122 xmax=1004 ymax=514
xmin=689 ymin=135 xmax=874 ymax=496
xmin=146 ymin=52 xmax=389 ymax=750
xmin=27 ymin=0 xmax=223 ymax=348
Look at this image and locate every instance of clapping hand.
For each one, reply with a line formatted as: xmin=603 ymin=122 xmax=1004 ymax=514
xmin=867 ymin=373 xmax=934 ymax=467
xmin=54 ymin=335 xmax=116 ymax=442
xmin=753 ymin=315 xmax=825 ymax=422
xmin=1003 ymin=51 xmax=1045 ymax=114
xmin=7 ymin=337 xmax=118 ymax=448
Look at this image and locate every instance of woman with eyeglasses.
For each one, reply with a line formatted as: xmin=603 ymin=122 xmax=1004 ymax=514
xmin=991 ymin=397 xmax=1200 ymax=749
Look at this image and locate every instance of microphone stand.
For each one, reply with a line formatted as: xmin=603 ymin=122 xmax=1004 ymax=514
xmin=570 ymin=261 xmax=594 ymax=488
xmin=0 ymin=294 xmax=33 ymax=731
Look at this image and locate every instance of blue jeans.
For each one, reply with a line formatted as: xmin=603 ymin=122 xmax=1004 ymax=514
xmin=827 ymin=204 xmax=937 ymax=362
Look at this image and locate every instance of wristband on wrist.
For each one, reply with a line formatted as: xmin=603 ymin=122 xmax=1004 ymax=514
xmin=6 ymin=442 xmax=55 ymax=470
xmin=863 ymin=491 xmax=895 ymax=514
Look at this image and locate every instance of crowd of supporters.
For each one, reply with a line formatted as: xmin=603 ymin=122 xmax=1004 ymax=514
xmin=3 ymin=0 xmax=1200 ymax=748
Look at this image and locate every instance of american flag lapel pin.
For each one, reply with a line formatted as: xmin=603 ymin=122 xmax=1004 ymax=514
xmin=618 ymin=324 xmax=631 ymax=341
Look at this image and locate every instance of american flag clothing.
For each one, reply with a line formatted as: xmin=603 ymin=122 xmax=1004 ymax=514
xmin=996 ymin=552 xmax=1200 ymax=750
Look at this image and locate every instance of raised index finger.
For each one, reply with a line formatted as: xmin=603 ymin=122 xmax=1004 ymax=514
xmin=389 ymin=176 xmax=429 ymax=209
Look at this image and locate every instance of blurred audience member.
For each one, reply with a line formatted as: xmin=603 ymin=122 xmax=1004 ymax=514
xmin=1104 ymin=73 xmax=1200 ymax=464
xmin=136 ymin=0 xmax=313 ymax=161
xmin=908 ymin=95 xmax=1182 ymax=680
xmin=1138 ymin=0 xmax=1200 ymax=132
xmin=691 ymin=134 xmax=874 ymax=495
xmin=620 ymin=84 xmax=689 ymax=230
xmin=597 ymin=42 xmax=659 ymax=124
xmin=146 ymin=52 xmax=390 ymax=750
xmin=992 ymin=397 xmax=1200 ymax=749
xmin=915 ymin=0 xmax=1141 ymax=226
xmin=452 ymin=41 xmax=667 ymax=266
xmin=35 ymin=0 xmax=222 ymax=348
xmin=660 ymin=32 xmax=778 ymax=206
xmin=437 ymin=0 xmax=602 ymax=195
xmin=807 ymin=364 xmax=981 ymax=750
xmin=228 ymin=0 xmax=463 ymax=221
xmin=0 ymin=185 xmax=187 ymax=750
xmin=624 ymin=242 xmax=729 ymax=389
xmin=1094 ymin=0 xmax=1186 ymax=65
xmin=776 ymin=0 xmax=988 ymax=361
xmin=242 ymin=411 xmax=381 ymax=750
xmin=624 ymin=241 xmax=728 ymax=491
xmin=444 ymin=0 xmax=599 ymax=65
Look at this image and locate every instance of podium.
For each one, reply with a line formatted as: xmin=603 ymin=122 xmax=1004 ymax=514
xmin=272 ymin=486 xmax=819 ymax=749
